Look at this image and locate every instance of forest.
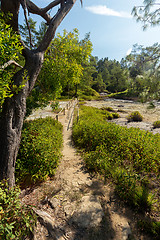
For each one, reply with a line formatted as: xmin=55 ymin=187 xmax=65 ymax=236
xmin=0 ymin=0 xmax=160 ymax=239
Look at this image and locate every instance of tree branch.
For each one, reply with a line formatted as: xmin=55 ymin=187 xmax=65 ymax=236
xmin=20 ymin=0 xmax=33 ymax=48
xmin=25 ymin=0 xmax=62 ymax=24
xmin=37 ymin=0 xmax=77 ymax=52
xmin=0 ymin=60 xmax=23 ymax=70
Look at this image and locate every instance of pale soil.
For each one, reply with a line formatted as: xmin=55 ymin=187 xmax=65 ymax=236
xmin=85 ymin=99 xmax=160 ymax=134
xmin=21 ymin=99 xmax=157 ymax=240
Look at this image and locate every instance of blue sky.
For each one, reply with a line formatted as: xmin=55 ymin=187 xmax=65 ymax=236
xmin=20 ymin=0 xmax=160 ymax=61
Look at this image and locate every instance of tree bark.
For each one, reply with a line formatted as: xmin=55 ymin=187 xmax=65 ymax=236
xmin=0 ymin=50 xmax=44 ymax=187
xmin=0 ymin=0 xmax=77 ymax=188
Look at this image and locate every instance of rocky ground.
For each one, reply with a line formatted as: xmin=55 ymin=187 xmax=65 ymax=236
xmin=85 ymin=98 xmax=160 ymax=134
xmin=22 ymin=99 xmax=159 ymax=240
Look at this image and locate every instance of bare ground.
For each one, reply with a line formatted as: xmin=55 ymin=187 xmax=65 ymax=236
xmin=22 ymin=99 xmax=158 ymax=240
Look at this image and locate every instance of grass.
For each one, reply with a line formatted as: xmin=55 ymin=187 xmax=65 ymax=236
xmin=72 ymin=105 xmax=160 ymax=238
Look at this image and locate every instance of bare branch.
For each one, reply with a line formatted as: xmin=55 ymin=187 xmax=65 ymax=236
xmin=26 ymin=0 xmax=60 ymax=24
xmin=20 ymin=0 xmax=33 ymax=48
xmin=0 ymin=60 xmax=23 ymax=70
xmin=40 ymin=0 xmax=62 ymax=12
xmin=37 ymin=0 xmax=76 ymax=52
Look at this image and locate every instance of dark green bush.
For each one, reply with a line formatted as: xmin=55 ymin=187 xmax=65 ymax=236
xmin=101 ymin=106 xmax=114 ymax=112
xmin=127 ymin=111 xmax=143 ymax=122
xmin=153 ymin=120 xmax=160 ymax=129
xmin=0 ymin=180 xmax=36 ymax=240
xmin=112 ymin=112 xmax=120 ymax=118
xmin=16 ymin=117 xmax=63 ymax=186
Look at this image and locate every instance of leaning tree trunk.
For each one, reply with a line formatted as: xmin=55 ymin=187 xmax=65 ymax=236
xmin=0 ymin=0 xmax=77 ymax=188
xmin=0 ymin=50 xmax=44 ymax=187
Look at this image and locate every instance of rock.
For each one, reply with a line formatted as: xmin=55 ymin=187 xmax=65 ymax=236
xmin=63 ymin=204 xmax=75 ymax=216
xmin=122 ymin=224 xmax=132 ymax=240
xmin=49 ymin=197 xmax=60 ymax=209
xmin=34 ymin=209 xmax=57 ymax=239
xmin=71 ymin=195 xmax=103 ymax=228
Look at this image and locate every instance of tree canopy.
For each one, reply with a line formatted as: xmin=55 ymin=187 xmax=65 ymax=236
xmin=0 ymin=13 xmax=23 ymax=108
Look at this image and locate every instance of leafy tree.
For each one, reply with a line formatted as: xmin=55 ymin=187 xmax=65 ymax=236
xmin=0 ymin=13 xmax=23 ymax=108
xmin=124 ymin=43 xmax=160 ymax=99
xmin=28 ymin=29 xmax=93 ymax=107
xmin=132 ymin=0 xmax=160 ymax=29
xmin=97 ymin=58 xmax=128 ymax=93
xmin=92 ymin=72 xmax=106 ymax=92
xmin=0 ymin=0 xmax=78 ymax=187
xmin=19 ymin=17 xmax=38 ymax=48
xmin=80 ymin=56 xmax=97 ymax=89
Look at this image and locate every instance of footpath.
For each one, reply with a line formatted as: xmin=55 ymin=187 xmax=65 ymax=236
xmin=22 ymin=100 xmax=150 ymax=240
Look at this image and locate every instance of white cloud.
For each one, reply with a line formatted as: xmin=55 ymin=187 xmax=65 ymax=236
xmin=126 ymin=48 xmax=132 ymax=56
xmin=85 ymin=5 xmax=131 ymax=18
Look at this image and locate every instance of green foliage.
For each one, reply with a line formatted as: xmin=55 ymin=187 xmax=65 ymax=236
xmin=0 ymin=13 xmax=23 ymax=108
xmin=153 ymin=120 xmax=160 ymax=129
xmin=0 ymin=180 xmax=36 ymax=239
xmin=50 ymin=101 xmax=60 ymax=111
xmin=138 ymin=220 xmax=160 ymax=238
xmin=124 ymin=43 xmax=160 ymax=101
xmin=96 ymin=58 xmax=128 ymax=93
xmin=127 ymin=111 xmax=143 ymax=122
xmin=38 ymin=29 xmax=93 ymax=100
xmin=132 ymin=0 xmax=160 ymax=29
xmin=101 ymin=106 xmax=114 ymax=112
xmin=19 ymin=17 xmax=38 ymax=48
xmin=72 ymin=106 xmax=160 ymax=216
xmin=16 ymin=117 xmax=63 ymax=186
xmin=147 ymin=101 xmax=156 ymax=109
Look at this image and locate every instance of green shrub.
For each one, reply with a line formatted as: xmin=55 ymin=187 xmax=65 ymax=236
xmin=138 ymin=220 xmax=160 ymax=238
xmin=112 ymin=112 xmax=120 ymax=119
xmin=153 ymin=120 xmax=160 ymax=129
xmin=72 ymin=106 xmax=160 ymax=217
xmin=101 ymin=106 xmax=114 ymax=112
xmin=51 ymin=101 xmax=59 ymax=111
xmin=16 ymin=117 xmax=63 ymax=186
xmin=127 ymin=111 xmax=143 ymax=122
xmin=147 ymin=102 xmax=156 ymax=109
xmin=0 ymin=180 xmax=36 ymax=240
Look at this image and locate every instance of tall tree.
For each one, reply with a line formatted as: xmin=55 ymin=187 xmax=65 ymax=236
xmin=0 ymin=0 xmax=78 ymax=187
xmin=132 ymin=0 xmax=160 ymax=29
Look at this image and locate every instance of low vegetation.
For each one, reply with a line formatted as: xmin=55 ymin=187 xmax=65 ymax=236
xmin=153 ymin=120 xmax=160 ymax=129
xmin=0 ymin=180 xmax=36 ymax=240
xmin=127 ymin=111 xmax=143 ymax=122
xmin=72 ymin=106 xmax=160 ymax=237
xmin=16 ymin=117 xmax=63 ymax=187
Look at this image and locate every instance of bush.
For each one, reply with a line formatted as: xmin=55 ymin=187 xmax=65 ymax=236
xmin=112 ymin=112 xmax=120 ymax=119
xmin=0 ymin=180 xmax=36 ymax=240
xmin=72 ymin=106 xmax=160 ymax=237
xmin=153 ymin=120 xmax=160 ymax=129
xmin=72 ymin=106 xmax=160 ymax=205
xmin=127 ymin=111 xmax=143 ymax=122
xmin=101 ymin=106 xmax=115 ymax=112
xmin=16 ymin=117 xmax=63 ymax=186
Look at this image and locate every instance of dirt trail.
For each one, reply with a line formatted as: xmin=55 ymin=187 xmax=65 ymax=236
xmin=23 ymin=100 xmax=151 ymax=240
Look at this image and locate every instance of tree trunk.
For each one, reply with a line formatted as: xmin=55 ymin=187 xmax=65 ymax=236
xmin=0 ymin=50 xmax=44 ymax=187
xmin=0 ymin=0 xmax=77 ymax=188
